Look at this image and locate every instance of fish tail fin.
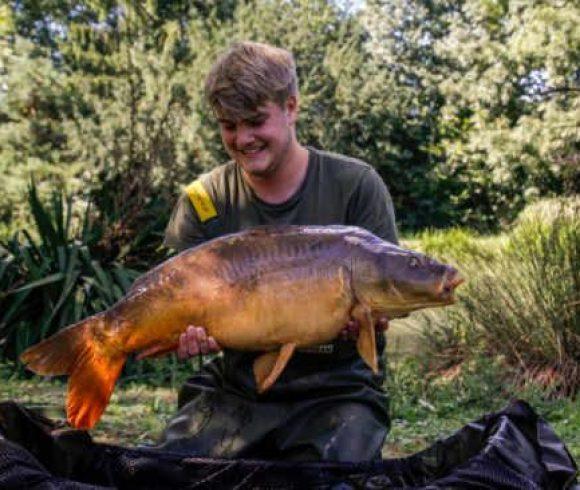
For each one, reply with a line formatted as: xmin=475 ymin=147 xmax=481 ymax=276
xmin=20 ymin=316 xmax=104 ymax=376
xmin=20 ymin=314 xmax=126 ymax=429
xmin=67 ymin=345 xmax=125 ymax=429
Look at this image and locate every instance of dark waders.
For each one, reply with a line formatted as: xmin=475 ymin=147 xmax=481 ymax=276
xmin=157 ymin=342 xmax=390 ymax=462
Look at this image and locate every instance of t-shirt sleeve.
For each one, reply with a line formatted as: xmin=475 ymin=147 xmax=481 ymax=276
xmin=346 ymin=167 xmax=399 ymax=245
xmin=163 ymin=193 xmax=208 ymax=252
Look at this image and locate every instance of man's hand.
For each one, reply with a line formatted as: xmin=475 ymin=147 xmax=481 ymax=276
xmin=339 ymin=316 xmax=389 ymax=341
xmin=177 ymin=325 xmax=221 ymax=360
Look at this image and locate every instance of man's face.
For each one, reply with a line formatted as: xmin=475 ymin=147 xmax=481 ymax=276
xmin=216 ymin=97 xmax=298 ymax=178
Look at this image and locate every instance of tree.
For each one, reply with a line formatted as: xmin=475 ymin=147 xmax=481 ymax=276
xmin=439 ymin=0 xmax=579 ymax=226
xmin=1 ymin=2 xmax=209 ymax=259
xmin=361 ymin=0 xmax=464 ymax=228
xmin=362 ymin=0 xmax=579 ymax=229
xmin=2 ymin=0 xmax=577 ymax=238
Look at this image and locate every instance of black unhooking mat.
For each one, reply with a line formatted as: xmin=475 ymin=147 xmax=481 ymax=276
xmin=0 ymin=399 xmax=577 ymax=489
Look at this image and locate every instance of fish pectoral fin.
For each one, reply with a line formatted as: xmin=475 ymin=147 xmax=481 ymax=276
xmin=253 ymin=343 xmax=297 ymax=394
xmin=353 ymin=304 xmax=378 ymax=374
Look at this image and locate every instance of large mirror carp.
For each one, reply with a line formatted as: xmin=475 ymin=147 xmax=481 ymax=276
xmin=20 ymin=225 xmax=463 ymax=429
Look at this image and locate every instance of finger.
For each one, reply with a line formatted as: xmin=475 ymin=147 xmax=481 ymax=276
xmin=376 ymin=317 xmax=390 ymax=331
xmin=195 ymin=326 xmax=207 ymax=345
xmin=185 ymin=325 xmax=197 ymax=342
xmin=177 ymin=332 xmax=187 ymax=360
xmin=196 ymin=327 xmax=209 ymax=354
xmin=183 ymin=327 xmax=200 ymax=357
xmin=186 ymin=337 xmax=200 ymax=357
xmin=207 ymin=337 xmax=221 ymax=352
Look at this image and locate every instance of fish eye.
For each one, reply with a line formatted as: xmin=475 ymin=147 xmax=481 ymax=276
xmin=409 ymin=257 xmax=420 ymax=268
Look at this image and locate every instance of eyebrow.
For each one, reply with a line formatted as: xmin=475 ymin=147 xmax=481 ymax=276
xmin=217 ymin=114 xmax=267 ymax=125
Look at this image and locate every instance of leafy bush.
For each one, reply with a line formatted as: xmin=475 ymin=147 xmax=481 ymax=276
xmin=0 ymin=184 xmax=205 ymax=382
xmin=419 ymin=209 xmax=579 ymax=396
xmin=0 ymin=185 xmax=142 ymax=363
xmin=414 ymin=227 xmax=499 ymax=264
xmin=513 ymin=196 xmax=580 ymax=227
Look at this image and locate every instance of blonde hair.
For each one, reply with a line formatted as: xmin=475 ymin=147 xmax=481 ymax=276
xmin=205 ymin=41 xmax=298 ymax=119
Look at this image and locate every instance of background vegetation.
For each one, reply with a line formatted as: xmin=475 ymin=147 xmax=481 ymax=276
xmin=0 ymin=0 xmax=578 ymax=461
xmin=1 ymin=0 xmax=578 ymax=237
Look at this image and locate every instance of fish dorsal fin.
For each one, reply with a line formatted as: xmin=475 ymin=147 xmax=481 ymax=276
xmin=352 ymin=303 xmax=378 ymax=374
xmin=253 ymin=343 xmax=297 ymax=393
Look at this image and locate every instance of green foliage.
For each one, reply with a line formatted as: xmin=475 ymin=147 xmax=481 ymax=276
xmin=1 ymin=0 xmax=578 ymax=236
xmin=415 ymin=227 xmax=499 ymax=263
xmin=389 ymin=356 xmax=512 ymax=425
xmin=0 ymin=184 xmax=141 ymax=363
xmin=0 ymin=35 xmax=84 ymax=239
xmin=0 ymin=182 xmax=191 ymax=381
xmin=514 ymin=196 xmax=580 ymax=227
xmin=418 ymin=204 xmax=579 ymax=396
xmin=361 ymin=0 xmax=463 ymax=228
xmin=1 ymin=3 xmax=206 ymax=244
xmin=363 ymin=0 xmax=579 ymax=229
xmin=434 ymin=0 xmax=580 ymax=227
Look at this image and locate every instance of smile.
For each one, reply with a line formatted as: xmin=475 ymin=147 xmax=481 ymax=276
xmin=240 ymin=146 xmax=266 ymax=155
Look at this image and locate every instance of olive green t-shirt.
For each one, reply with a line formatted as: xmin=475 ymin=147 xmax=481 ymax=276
xmin=164 ymin=147 xmax=398 ymax=251
xmin=164 ymin=146 xmax=398 ymax=397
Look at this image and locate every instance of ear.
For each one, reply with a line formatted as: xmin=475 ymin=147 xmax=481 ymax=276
xmin=284 ymin=95 xmax=299 ymax=124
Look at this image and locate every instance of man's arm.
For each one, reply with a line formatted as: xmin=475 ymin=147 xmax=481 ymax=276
xmin=163 ymin=193 xmax=208 ymax=252
xmin=164 ymin=192 xmax=222 ymax=358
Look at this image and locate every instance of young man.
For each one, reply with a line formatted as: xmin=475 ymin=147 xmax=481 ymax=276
xmin=159 ymin=41 xmax=398 ymax=462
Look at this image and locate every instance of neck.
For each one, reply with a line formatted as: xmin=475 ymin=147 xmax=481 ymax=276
xmin=243 ymin=142 xmax=309 ymax=204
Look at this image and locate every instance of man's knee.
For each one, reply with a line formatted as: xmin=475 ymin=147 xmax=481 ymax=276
xmin=277 ymin=402 xmax=389 ymax=462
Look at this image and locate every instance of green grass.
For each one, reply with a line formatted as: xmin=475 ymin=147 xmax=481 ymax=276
xmin=384 ymin=357 xmax=579 ymax=461
xmin=1 ymin=358 xmax=577 ymax=462
xmin=391 ymin=216 xmax=580 ymax=460
xmin=0 ymin=373 xmax=177 ymax=446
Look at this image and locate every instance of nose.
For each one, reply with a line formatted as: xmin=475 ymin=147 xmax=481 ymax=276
xmin=235 ymin=124 xmax=255 ymax=149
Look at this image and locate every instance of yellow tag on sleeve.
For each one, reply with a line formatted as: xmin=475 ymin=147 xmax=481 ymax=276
xmin=185 ymin=180 xmax=218 ymax=222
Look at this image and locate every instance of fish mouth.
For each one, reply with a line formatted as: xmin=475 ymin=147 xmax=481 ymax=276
xmin=437 ymin=268 xmax=464 ymax=303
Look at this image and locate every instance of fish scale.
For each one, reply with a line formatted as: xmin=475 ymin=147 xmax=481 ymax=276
xmin=220 ymin=237 xmax=334 ymax=284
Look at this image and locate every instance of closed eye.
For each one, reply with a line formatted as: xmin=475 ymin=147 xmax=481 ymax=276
xmin=218 ymin=120 xmax=235 ymax=131
xmin=247 ymin=117 xmax=266 ymax=127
